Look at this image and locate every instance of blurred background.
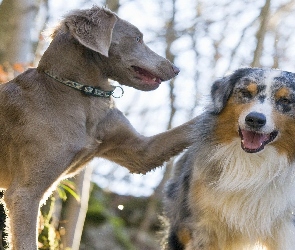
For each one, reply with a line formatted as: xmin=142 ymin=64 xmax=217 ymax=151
xmin=1 ymin=0 xmax=295 ymax=249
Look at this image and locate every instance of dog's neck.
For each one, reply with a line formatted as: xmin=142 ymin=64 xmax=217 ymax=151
xmin=37 ymin=31 xmax=113 ymax=91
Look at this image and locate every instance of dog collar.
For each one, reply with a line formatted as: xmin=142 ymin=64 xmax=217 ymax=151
xmin=44 ymin=70 xmax=124 ymax=98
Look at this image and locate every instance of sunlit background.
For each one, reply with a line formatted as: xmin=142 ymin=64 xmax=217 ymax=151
xmin=1 ymin=0 xmax=295 ymax=249
xmin=44 ymin=0 xmax=295 ymax=197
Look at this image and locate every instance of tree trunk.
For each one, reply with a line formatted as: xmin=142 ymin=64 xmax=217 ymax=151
xmin=137 ymin=0 xmax=178 ymax=239
xmin=0 ymin=1 xmax=41 ymax=247
xmin=61 ymin=166 xmax=94 ymax=250
xmin=0 ymin=0 xmax=39 ymax=64
xmin=251 ymin=0 xmax=271 ymax=67
xmin=60 ymin=2 xmax=120 ymax=249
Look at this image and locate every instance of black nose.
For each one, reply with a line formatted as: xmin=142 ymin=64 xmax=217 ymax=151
xmin=172 ymin=65 xmax=180 ymax=75
xmin=245 ymin=112 xmax=266 ymax=128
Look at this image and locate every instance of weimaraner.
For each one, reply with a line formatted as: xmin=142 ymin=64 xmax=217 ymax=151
xmin=0 ymin=6 xmax=196 ymax=249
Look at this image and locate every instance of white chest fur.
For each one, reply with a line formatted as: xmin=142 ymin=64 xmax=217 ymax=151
xmin=195 ymin=139 xmax=295 ymax=238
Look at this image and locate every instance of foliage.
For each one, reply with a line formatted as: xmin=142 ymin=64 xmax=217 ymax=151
xmin=81 ymin=183 xmax=162 ymax=249
xmin=57 ymin=180 xmax=80 ymax=203
xmin=38 ymin=180 xmax=80 ymax=250
xmin=38 ymin=197 xmax=61 ymax=250
xmin=85 ymin=184 xmax=136 ymax=250
xmin=2 ymin=0 xmax=295 ymax=248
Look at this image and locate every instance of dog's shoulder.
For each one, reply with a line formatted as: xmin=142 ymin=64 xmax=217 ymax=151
xmin=1 ymin=68 xmax=41 ymax=92
xmin=0 ymin=68 xmax=59 ymax=127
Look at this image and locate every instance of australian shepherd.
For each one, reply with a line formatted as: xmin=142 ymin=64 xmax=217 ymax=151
xmin=163 ymin=68 xmax=295 ymax=250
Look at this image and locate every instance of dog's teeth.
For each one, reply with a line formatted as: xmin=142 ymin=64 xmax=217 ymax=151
xmin=153 ymin=78 xmax=156 ymax=81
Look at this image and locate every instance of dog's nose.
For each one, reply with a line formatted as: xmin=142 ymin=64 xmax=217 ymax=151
xmin=172 ymin=65 xmax=180 ymax=75
xmin=245 ymin=112 xmax=266 ymax=128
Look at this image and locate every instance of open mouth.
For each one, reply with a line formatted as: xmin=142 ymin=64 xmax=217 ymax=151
xmin=239 ymin=128 xmax=278 ymax=153
xmin=131 ymin=66 xmax=162 ymax=85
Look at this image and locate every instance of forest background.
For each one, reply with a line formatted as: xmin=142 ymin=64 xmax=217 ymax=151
xmin=0 ymin=0 xmax=295 ymax=249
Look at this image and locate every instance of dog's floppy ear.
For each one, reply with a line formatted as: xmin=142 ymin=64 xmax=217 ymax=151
xmin=65 ymin=7 xmax=117 ymax=57
xmin=210 ymin=75 xmax=234 ymax=114
xmin=211 ymin=68 xmax=253 ymax=113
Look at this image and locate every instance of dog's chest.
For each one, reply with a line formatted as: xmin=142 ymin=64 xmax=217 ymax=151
xmin=191 ymin=141 xmax=295 ymax=237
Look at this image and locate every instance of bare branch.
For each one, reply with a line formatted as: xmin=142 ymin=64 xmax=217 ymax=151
xmin=251 ymin=0 xmax=271 ymax=67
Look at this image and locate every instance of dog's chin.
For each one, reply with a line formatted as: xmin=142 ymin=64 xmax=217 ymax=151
xmin=135 ymin=78 xmax=161 ymax=91
xmin=138 ymin=82 xmax=160 ymax=91
xmin=239 ymin=128 xmax=278 ymax=153
xmin=123 ymin=78 xmax=161 ymax=91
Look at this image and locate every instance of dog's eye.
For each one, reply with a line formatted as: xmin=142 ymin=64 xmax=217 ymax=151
xmin=278 ymin=97 xmax=291 ymax=105
xmin=239 ymin=89 xmax=252 ymax=99
xmin=135 ymin=37 xmax=142 ymax=43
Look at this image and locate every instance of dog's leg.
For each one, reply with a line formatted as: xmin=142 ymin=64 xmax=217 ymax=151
xmin=4 ymin=187 xmax=40 ymax=250
xmin=128 ymin=119 xmax=196 ymax=173
xmin=99 ymin=109 xmax=197 ymax=174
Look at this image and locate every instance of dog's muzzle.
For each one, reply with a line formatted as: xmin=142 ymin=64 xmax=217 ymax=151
xmin=239 ymin=112 xmax=278 ymax=153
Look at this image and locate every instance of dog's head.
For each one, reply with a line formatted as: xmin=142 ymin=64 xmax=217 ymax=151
xmin=60 ymin=6 xmax=179 ymax=91
xmin=211 ymin=68 xmax=295 ymax=158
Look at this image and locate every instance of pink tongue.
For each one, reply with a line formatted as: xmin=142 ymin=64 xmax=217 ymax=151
xmin=241 ymin=130 xmax=270 ymax=150
xmin=133 ymin=66 xmax=161 ymax=84
xmin=141 ymin=74 xmax=160 ymax=83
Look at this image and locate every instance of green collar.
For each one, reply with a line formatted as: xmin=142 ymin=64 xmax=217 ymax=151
xmin=44 ymin=70 xmax=123 ymax=98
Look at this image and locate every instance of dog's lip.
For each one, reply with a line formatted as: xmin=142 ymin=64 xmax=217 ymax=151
xmin=131 ymin=66 xmax=162 ymax=84
xmin=238 ymin=128 xmax=278 ymax=153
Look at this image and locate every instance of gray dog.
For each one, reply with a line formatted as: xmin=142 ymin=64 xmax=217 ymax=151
xmin=164 ymin=68 xmax=295 ymax=250
xmin=0 ymin=6 xmax=196 ymax=249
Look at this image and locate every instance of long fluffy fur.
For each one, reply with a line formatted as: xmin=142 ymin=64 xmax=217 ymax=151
xmin=164 ymin=68 xmax=295 ymax=250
